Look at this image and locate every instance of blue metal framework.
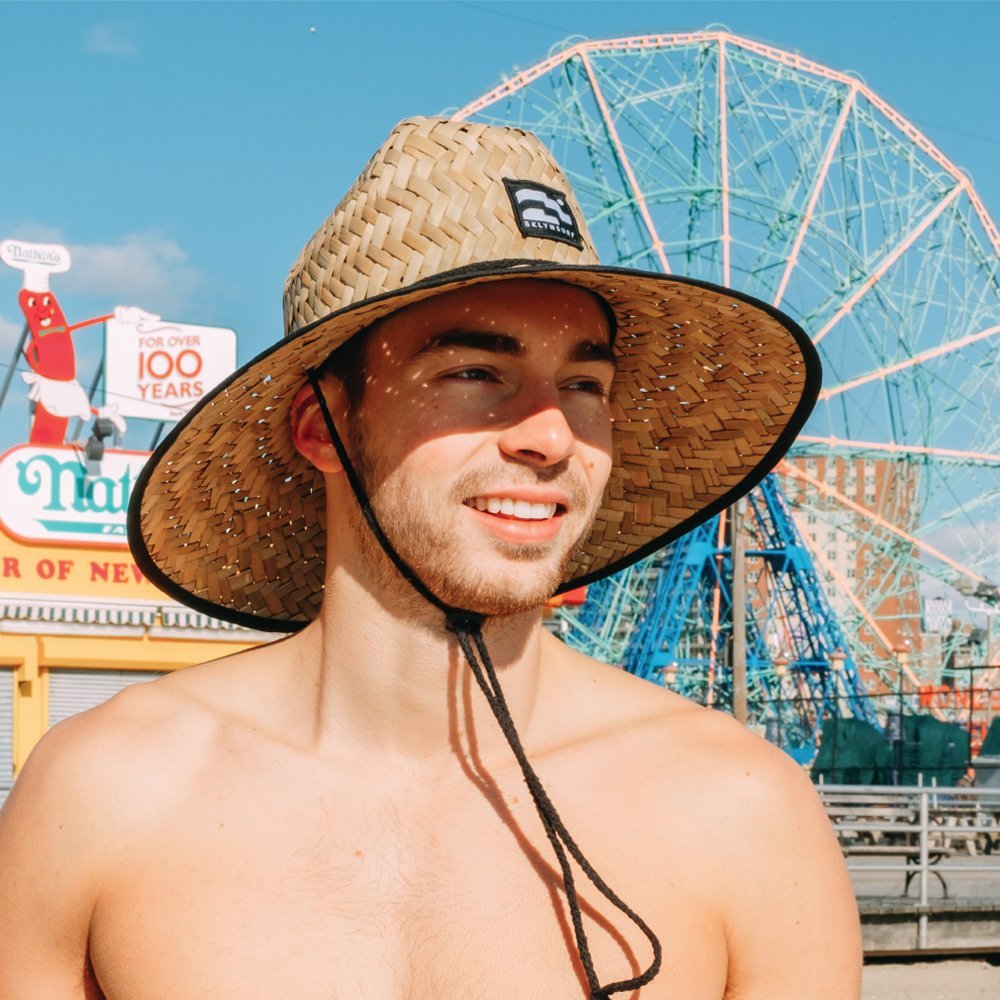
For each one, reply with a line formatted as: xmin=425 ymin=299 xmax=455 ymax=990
xmin=563 ymin=475 xmax=877 ymax=759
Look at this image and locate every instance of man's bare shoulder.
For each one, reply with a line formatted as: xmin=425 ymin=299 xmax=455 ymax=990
xmin=3 ymin=640 xmax=289 ymax=829
xmin=541 ymin=632 xmax=775 ymax=772
xmin=0 ymin=640 xmax=299 ymax=996
xmin=545 ymin=633 xmax=840 ymax=848
xmin=541 ymin=636 xmax=861 ymax=996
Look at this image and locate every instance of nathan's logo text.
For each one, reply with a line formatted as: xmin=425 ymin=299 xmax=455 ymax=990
xmin=18 ymin=453 xmax=133 ymax=515
xmin=0 ymin=445 xmax=149 ymax=547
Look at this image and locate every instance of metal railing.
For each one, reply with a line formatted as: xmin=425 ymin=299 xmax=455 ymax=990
xmin=818 ymin=783 xmax=1000 ymax=949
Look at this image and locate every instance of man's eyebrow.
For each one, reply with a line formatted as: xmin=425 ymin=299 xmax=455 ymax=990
xmin=412 ymin=329 xmax=616 ymax=366
xmin=568 ymin=339 xmax=616 ymax=366
xmin=414 ymin=330 xmax=525 ymax=359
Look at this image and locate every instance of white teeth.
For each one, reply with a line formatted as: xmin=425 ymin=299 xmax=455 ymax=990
xmin=468 ymin=497 xmax=558 ymax=520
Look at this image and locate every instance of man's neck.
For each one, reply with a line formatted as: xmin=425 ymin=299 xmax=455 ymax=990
xmin=293 ymin=566 xmax=548 ymax=768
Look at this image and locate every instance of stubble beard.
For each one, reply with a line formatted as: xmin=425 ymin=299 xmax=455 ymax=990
xmin=344 ymin=432 xmax=600 ymax=618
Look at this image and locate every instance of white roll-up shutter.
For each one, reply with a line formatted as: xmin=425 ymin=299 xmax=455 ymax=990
xmin=0 ymin=670 xmax=13 ymax=806
xmin=48 ymin=669 xmax=162 ymax=728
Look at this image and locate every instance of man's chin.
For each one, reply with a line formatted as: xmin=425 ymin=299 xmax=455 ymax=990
xmin=428 ymin=555 xmax=570 ymax=617
xmin=447 ymin=589 xmax=553 ymax=619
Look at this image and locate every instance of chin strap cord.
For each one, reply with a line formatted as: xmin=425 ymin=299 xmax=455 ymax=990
xmin=308 ymin=372 xmax=662 ymax=997
xmin=446 ymin=613 xmax=662 ymax=999
xmin=306 ymin=371 xmax=453 ymax=616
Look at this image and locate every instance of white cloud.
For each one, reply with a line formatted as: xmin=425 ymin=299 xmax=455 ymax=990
xmin=6 ymin=221 xmax=64 ymax=244
xmin=83 ymin=23 xmax=139 ymax=57
xmin=60 ymin=232 xmax=201 ymax=316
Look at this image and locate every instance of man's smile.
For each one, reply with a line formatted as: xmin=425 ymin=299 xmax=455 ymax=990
xmin=460 ymin=489 xmax=571 ymax=545
xmin=464 ymin=496 xmax=561 ymax=520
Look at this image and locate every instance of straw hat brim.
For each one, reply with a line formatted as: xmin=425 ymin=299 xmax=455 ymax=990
xmin=128 ymin=259 xmax=819 ymax=633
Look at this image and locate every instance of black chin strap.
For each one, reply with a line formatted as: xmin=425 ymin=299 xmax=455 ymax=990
xmin=307 ymin=371 xmax=662 ymax=997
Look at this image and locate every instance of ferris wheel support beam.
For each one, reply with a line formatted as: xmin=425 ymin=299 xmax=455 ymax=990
xmin=812 ymin=183 xmax=965 ymax=346
xmin=819 ymin=322 xmax=1000 ymax=400
xmin=780 ymin=461 xmax=990 ymax=586
xmin=718 ymin=38 xmax=731 ymax=286
xmin=705 ymin=510 xmax=728 ymax=708
xmin=578 ymin=52 xmax=673 ymax=274
xmin=798 ymin=435 xmax=1000 ymax=467
xmin=773 ymin=87 xmax=858 ymax=310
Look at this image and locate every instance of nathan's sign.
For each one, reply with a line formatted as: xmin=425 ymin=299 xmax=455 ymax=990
xmin=0 ymin=445 xmax=149 ymax=548
xmin=104 ymin=315 xmax=236 ymax=421
xmin=0 ymin=535 xmax=159 ymax=601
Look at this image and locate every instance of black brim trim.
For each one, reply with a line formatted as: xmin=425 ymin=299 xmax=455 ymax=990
xmin=128 ymin=259 xmax=820 ymax=634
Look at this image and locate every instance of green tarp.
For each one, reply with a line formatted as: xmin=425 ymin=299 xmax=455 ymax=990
xmin=979 ymin=717 xmax=1000 ymax=757
xmin=896 ymin=715 xmax=970 ymax=786
xmin=812 ymin=715 xmax=970 ymax=786
xmin=812 ymin=717 xmax=893 ymax=785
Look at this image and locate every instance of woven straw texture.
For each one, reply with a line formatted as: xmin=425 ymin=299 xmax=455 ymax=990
xmin=130 ymin=117 xmax=815 ymax=631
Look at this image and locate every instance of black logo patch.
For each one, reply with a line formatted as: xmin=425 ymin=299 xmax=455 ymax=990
xmin=503 ymin=179 xmax=583 ymax=249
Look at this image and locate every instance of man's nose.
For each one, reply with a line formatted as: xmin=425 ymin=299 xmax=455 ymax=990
xmin=497 ymin=394 xmax=576 ymax=467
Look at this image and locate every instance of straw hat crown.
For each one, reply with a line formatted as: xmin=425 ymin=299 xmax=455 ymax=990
xmin=283 ymin=117 xmax=600 ymax=337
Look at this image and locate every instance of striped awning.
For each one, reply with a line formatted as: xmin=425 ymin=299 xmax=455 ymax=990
xmin=0 ymin=596 xmax=265 ymax=637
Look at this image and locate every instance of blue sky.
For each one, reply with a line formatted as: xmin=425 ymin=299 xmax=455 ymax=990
xmin=0 ymin=0 xmax=997 ymax=450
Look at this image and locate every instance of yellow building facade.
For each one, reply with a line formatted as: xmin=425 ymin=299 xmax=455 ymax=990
xmin=0 ymin=525 xmax=265 ymax=801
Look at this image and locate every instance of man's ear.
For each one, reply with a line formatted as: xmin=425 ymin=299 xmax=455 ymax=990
xmin=290 ymin=375 xmax=347 ymax=473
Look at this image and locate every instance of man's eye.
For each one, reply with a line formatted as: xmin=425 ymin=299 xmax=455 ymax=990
xmin=449 ymin=367 xmax=496 ymax=382
xmin=565 ymin=379 xmax=609 ymax=397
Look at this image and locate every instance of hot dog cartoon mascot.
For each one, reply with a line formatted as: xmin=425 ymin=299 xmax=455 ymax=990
xmin=1 ymin=239 xmax=138 ymax=445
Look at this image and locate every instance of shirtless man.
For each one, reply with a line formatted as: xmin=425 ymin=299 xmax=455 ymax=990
xmin=0 ymin=118 xmax=861 ymax=998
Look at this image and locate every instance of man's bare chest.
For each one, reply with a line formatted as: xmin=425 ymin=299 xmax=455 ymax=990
xmin=87 ymin=760 xmax=727 ymax=999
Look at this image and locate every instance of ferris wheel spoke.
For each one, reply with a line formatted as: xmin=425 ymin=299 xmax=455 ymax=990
xmin=773 ymin=88 xmax=858 ymax=309
xmin=779 ymin=460 xmax=989 ymax=585
xmin=720 ymin=48 xmax=851 ymax=298
xmin=796 ymin=435 xmax=1000 ymax=467
xmin=921 ymin=485 xmax=1000 ymax=545
xmin=800 ymin=533 xmax=896 ymax=657
xmin=718 ymin=38 xmax=732 ymax=286
xmin=579 ymin=51 xmax=672 ymax=274
xmin=819 ymin=321 xmax=1000 ymax=400
xmin=812 ymin=183 xmax=965 ymax=345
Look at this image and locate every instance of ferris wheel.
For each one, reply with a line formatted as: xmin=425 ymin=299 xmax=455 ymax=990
xmin=455 ymin=30 xmax=1000 ymax=699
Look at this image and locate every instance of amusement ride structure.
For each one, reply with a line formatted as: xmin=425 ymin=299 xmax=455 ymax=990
xmin=455 ymin=30 xmax=1000 ymax=755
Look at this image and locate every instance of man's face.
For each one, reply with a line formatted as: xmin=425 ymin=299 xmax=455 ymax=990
xmin=340 ymin=278 xmax=615 ymax=617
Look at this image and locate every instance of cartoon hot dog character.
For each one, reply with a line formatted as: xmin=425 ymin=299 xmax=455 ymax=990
xmin=2 ymin=240 xmax=129 ymax=445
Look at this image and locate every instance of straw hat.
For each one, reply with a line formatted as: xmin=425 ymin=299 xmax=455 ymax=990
xmin=128 ymin=117 xmax=819 ymax=632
